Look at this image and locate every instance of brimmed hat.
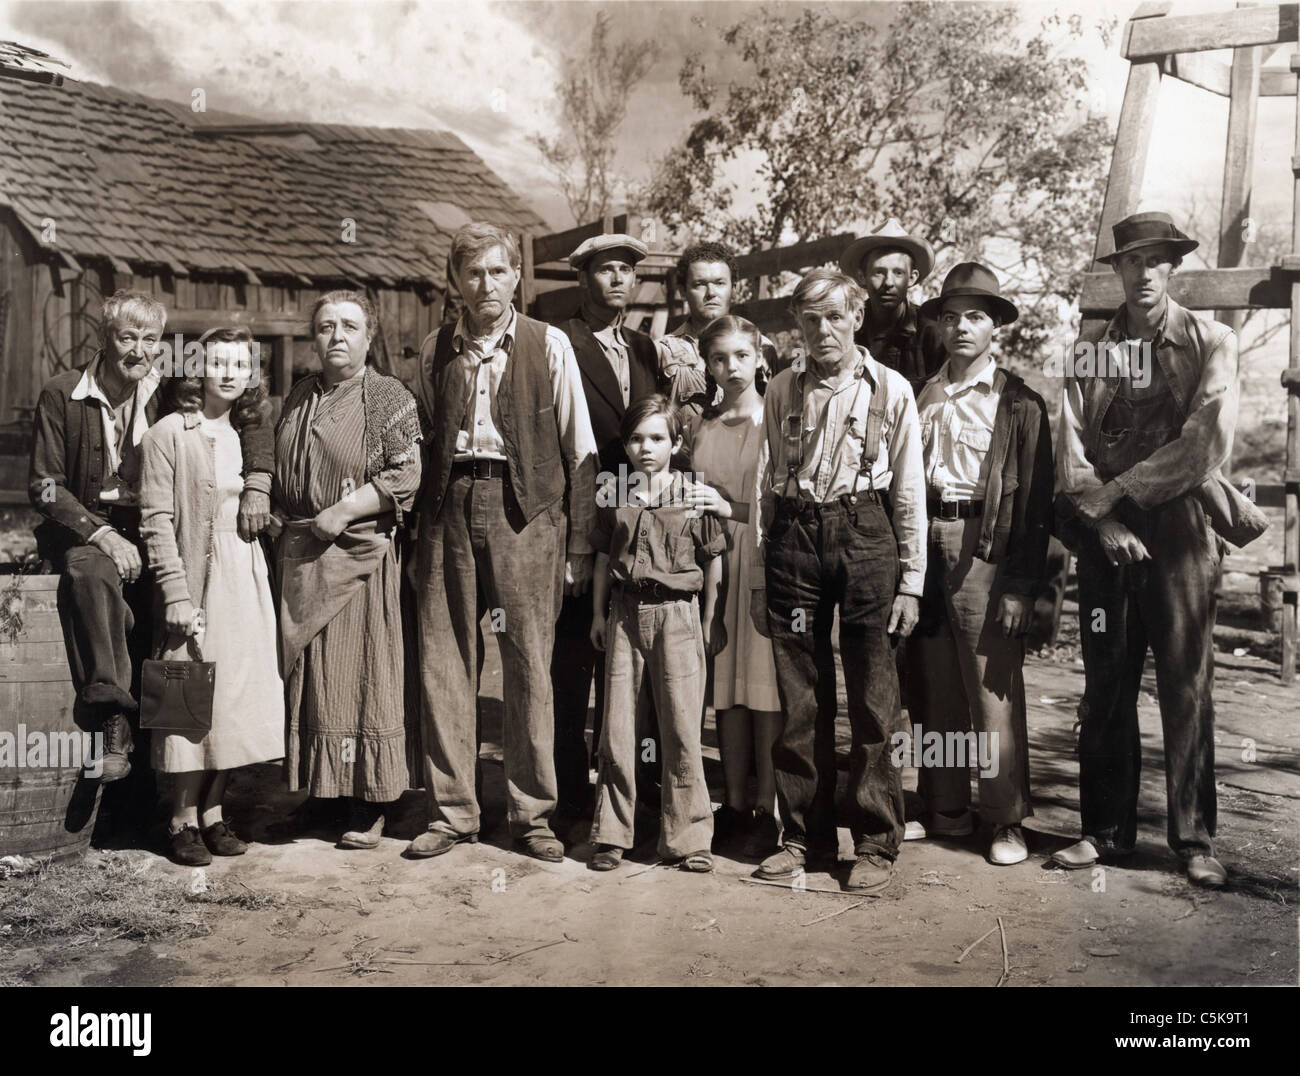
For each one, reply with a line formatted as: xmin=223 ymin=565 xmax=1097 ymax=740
xmin=919 ymin=262 xmax=1018 ymax=325
xmin=567 ymin=233 xmax=649 ymax=269
xmin=1098 ymin=211 xmax=1198 ymax=264
xmin=839 ymin=218 xmax=934 ymax=283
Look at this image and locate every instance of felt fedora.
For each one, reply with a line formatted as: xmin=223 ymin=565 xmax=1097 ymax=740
xmin=919 ymin=262 xmax=1018 ymax=324
xmin=839 ymin=218 xmax=935 ymax=283
xmin=1098 ymin=211 xmax=1198 ymax=264
xmin=567 ymin=233 xmax=649 ymax=270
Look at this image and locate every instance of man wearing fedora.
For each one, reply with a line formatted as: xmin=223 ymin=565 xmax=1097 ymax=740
xmin=750 ymin=267 xmax=927 ymax=894
xmin=840 ymin=218 xmax=946 ymax=398
xmin=905 ymin=263 xmax=1053 ymax=864
xmin=1053 ymin=211 xmax=1267 ymax=888
xmin=552 ymin=233 xmax=664 ymax=828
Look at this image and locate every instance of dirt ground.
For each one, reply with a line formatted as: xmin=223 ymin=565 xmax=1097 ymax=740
xmin=3 ymin=582 xmax=1296 ymax=989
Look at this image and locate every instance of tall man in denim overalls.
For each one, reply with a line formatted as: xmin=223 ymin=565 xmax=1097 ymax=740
xmin=1054 ymin=212 xmax=1267 ymax=888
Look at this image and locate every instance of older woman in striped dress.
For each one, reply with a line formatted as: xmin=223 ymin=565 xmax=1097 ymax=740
xmin=272 ymin=290 xmax=423 ymax=849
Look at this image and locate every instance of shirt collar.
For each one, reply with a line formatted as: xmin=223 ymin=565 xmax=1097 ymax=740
xmin=1106 ymin=297 xmax=1187 ymax=349
xmin=453 ymin=308 xmax=517 ymax=355
xmin=939 ymin=354 xmax=998 ymax=396
xmin=71 ymin=350 xmax=162 ymax=409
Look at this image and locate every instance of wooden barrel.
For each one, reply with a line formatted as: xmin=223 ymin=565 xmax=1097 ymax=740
xmin=0 ymin=573 xmax=101 ymax=858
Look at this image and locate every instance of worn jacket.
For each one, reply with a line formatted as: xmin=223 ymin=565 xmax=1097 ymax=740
xmin=854 ymin=299 xmax=946 ymax=399
xmin=29 ymin=359 xmax=273 ymax=558
xmin=1056 ymin=297 xmax=1266 ymax=549
xmin=962 ymin=370 xmax=1054 ymax=599
xmin=562 ymin=316 xmax=662 ymax=475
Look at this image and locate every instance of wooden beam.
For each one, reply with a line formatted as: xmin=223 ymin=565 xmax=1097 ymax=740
xmin=733 ymin=233 xmax=858 ymax=281
xmin=1079 ymin=267 xmax=1292 ymax=312
xmin=733 ymin=296 xmax=797 ymax=334
xmin=1261 ymin=65 xmax=1300 ymax=94
xmin=272 ymin=335 xmax=294 ymax=399
xmin=1218 ymin=36 xmax=1262 ymax=333
xmin=1092 ymin=62 xmax=1163 ymax=268
xmin=163 ymin=308 xmax=306 ymax=335
xmin=1124 ymin=4 xmax=1300 ymax=60
xmin=1161 ymin=52 xmax=1231 ymax=96
xmin=532 ymin=215 xmax=628 ymax=267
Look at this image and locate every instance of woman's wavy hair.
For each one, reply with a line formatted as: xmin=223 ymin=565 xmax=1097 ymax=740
xmin=163 ymin=326 xmax=271 ymax=431
xmin=696 ymin=314 xmax=768 ymax=417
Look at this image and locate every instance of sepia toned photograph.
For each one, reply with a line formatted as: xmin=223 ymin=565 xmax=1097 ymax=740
xmin=0 ymin=0 xmax=1295 ymax=1021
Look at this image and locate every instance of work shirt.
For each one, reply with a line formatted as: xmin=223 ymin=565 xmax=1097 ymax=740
xmin=854 ymin=299 xmax=946 ymax=397
xmin=914 ymin=356 xmax=1004 ymax=501
xmin=754 ymin=347 xmax=927 ymax=597
xmin=592 ymin=318 xmax=632 ymax=408
xmin=591 ymin=471 xmax=729 ymax=594
xmin=1057 ymin=298 xmax=1237 ymax=510
xmin=445 ymin=309 xmax=598 ymax=552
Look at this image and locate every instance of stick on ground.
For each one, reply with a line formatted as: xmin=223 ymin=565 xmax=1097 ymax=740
xmin=995 ymin=915 xmax=1009 ymax=986
xmin=800 ymin=901 xmax=866 ymax=926
xmin=955 ymin=925 xmax=998 ymax=964
xmin=740 ymin=876 xmax=858 ymax=897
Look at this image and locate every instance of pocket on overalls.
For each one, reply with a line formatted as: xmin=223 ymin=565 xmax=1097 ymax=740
xmin=667 ymin=534 xmax=696 ymax=572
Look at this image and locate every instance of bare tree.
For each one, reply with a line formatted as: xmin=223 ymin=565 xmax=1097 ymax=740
xmin=530 ymin=12 xmax=660 ymax=225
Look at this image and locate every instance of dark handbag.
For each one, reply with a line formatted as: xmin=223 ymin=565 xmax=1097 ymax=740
xmin=140 ymin=633 xmax=215 ymax=732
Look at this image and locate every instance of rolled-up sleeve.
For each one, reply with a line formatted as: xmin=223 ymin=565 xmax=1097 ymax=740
xmin=886 ymin=385 xmax=927 ymax=598
xmin=1114 ymin=329 xmax=1237 ymax=508
xmin=546 ymin=325 xmax=599 ymax=555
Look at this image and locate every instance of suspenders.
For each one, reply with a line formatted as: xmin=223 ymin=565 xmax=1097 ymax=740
xmin=781 ymin=361 xmax=888 ymax=504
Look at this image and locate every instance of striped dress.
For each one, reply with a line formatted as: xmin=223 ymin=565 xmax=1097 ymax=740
xmin=274 ymin=370 xmax=422 ymax=802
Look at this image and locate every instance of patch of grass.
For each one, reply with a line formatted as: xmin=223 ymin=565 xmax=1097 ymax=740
xmin=0 ymin=851 xmax=289 ymax=950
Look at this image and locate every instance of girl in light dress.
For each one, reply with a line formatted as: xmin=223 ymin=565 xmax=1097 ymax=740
xmin=683 ymin=316 xmax=783 ymax=858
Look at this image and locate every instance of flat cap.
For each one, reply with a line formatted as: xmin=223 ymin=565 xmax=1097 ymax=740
xmin=567 ymin=232 xmax=649 ymax=269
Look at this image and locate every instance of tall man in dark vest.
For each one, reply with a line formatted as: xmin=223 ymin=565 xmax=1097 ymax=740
xmin=1053 ymin=212 xmax=1267 ymax=888
xmin=409 ymin=222 xmax=599 ymax=863
xmin=839 ymin=218 xmax=945 ymax=398
xmin=551 ymin=233 xmax=662 ymax=826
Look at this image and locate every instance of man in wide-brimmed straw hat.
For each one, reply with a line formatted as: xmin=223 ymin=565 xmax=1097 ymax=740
xmin=1053 ymin=210 xmax=1268 ymax=889
xmin=840 ymin=218 xmax=945 ymax=396
xmin=904 ymin=263 xmax=1053 ymax=867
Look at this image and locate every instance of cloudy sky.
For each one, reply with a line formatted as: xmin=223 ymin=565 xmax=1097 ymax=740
xmin=1 ymin=0 xmax=1293 ymax=238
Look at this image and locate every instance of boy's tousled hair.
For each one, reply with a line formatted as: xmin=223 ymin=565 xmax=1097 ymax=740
xmin=620 ymin=393 xmax=682 ymax=446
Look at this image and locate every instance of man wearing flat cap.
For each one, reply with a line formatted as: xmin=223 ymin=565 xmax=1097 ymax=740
xmin=551 ymin=233 xmax=665 ymax=828
xmin=1053 ymin=211 xmax=1267 ymax=888
xmin=840 ymin=218 xmax=946 ymax=397
xmin=905 ymin=263 xmax=1053 ymax=865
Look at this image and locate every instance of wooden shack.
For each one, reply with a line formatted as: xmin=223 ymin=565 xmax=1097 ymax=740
xmin=0 ymin=73 xmax=545 ymax=443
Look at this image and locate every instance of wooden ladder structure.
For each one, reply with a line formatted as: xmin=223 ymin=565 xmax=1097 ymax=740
xmin=1079 ymin=2 xmax=1300 ymax=682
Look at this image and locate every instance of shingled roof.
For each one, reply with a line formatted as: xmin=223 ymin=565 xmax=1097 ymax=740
xmin=0 ymin=76 xmax=546 ymax=290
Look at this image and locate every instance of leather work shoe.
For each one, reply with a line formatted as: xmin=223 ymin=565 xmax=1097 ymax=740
xmin=1187 ymin=854 xmax=1227 ymax=889
xmin=405 ymin=829 xmax=479 ymax=858
xmin=988 ymin=824 xmax=1028 ymax=866
xmin=515 ymin=834 xmax=565 ymax=863
xmin=928 ymin=809 xmax=974 ymax=837
xmin=202 ymin=819 xmax=248 ymax=856
xmin=756 ymin=844 xmax=806 ymax=880
xmin=339 ymin=803 xmax=386 ymax=850
xmin=846 ymin=852 xmax=893 ymax=894
xmin=1050 ymin=838 xmax=1100 ymax=870
xmin=97 ymin=713 xmax=133 ymax=784
xmin=169 ymin=824 xmax=212 ymax=867
xmin=589 ymin=845 xmax=624 ymax=871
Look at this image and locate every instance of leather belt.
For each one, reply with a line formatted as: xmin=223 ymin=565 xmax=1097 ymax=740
xmin=616 ymin=580 xmax=695 ymax=603
xmin=928 ymin=497 xmax=984 ymax=520
xmin=452 ymin=458 xmax=507 ymax=480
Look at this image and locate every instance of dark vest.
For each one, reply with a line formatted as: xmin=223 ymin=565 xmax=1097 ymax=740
xmin=423 ymin=314 xmax=566 ymax=523
xmin=562 ymin=317 xmax=660 ymax=475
